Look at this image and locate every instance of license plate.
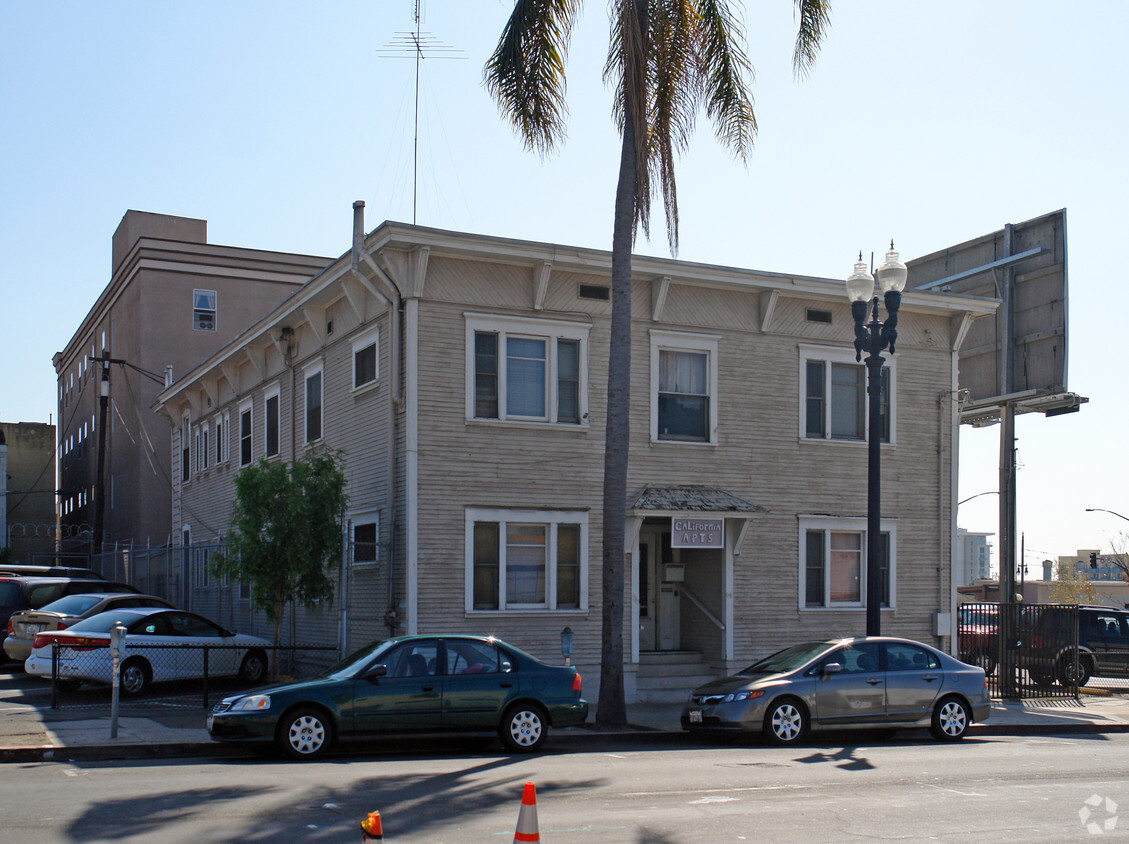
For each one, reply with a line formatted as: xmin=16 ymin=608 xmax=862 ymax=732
xmin=688 ymin=709 xmax=703 ymax=723
xmin=25 ymin=624 xmax=40 ymax=634
xmin=206 ymin=714 xmax=214 ymax=731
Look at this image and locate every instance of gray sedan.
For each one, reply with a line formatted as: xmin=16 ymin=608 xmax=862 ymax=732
xmin=682 ymin=637 xmax=990 ymax=744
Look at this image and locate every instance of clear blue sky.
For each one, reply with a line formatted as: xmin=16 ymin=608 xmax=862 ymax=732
xmin=3 ymin=1 xmax=1127 ymax=569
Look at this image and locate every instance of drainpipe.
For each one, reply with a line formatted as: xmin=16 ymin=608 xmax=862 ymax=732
xmin=349 ymin=201 xmax=405 ymax=636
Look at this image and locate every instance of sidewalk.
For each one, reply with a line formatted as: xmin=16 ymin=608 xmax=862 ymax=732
xmin=3 ymin=692 xmax=1129 ymax=763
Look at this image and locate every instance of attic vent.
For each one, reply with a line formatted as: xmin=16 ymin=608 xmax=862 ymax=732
xmin=806 ymin=308 xmax=833 ymax=324
xmin=579 ymin=284 xmax=611 ymax=301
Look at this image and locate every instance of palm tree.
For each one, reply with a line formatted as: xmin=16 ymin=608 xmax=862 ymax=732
xmin=486 ymin=0 xmax=832 ymax=726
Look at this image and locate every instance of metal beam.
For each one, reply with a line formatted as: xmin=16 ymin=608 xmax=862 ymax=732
xmin=913 ymin=247 xmax=1046 ymax=291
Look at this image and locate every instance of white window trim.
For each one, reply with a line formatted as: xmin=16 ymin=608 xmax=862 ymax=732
xmin=201 ymin=422 xmax=210 ymax=471
xmin=799 ymin=344 xmax=897 ymax=445
xmin=649 ymin=329 xmax=720 ymax=445
xmin=263 ymin=382 xmax=281 ymax=458
xmin=303 ymin=360 xmax=324 ymax=445
xmin=215 ymin=411 xmax=229 ymax=464
xmin=464 ymin=507 xmax=589 ymax=613
xmin=797 ymin=515 xmax=897 ymax=611
xmin=352 ymin=327 xmax=380 ymax=392
xmin=464 ymin=313 xmax=590 ymax=427
xmin=349 ymin=510 xmax=381 ymax=568
xmin=193 ymin=288 xmax=218 ymax=332
xmin=238 ymin=399 xmax=254 ymax=467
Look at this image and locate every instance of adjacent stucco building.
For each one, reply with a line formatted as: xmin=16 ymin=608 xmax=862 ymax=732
xmin=157 ymin=204 xmax=997 ymax=702
xmin=53 ymin=211 xmax=331 ymax=555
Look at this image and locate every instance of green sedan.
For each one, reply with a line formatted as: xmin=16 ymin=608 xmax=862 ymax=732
xmin=207 ymin=634 xmax=588 ymax=759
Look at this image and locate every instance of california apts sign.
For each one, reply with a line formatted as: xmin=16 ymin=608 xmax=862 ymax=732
xmin=671 ymin=518 xmax=724 ymax=548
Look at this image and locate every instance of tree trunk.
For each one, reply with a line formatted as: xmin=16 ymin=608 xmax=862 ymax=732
xmin=596 ymin=87 xmax=639 ymax=728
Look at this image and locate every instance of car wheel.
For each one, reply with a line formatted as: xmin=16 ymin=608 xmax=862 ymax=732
xmin=239 ymin=650 xmax=268 ymax=684
xmin=931 ymin=696 xmax=971 ymax=741
xmin=1058 ymin=654 xmax=1092 ymax=688
xmin=278 ymin=707 xmax=333 ymax=761
xmin=120 ymin=657 xmax=151 ymax=696
xmin=500 ymin=703 xmax=548 ymax=752
xmin=763 ymin=698 xmax=807 ymax=746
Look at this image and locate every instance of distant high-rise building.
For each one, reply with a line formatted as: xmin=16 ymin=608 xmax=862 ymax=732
xmin=955 ymin=528 xmax=994 ymax=586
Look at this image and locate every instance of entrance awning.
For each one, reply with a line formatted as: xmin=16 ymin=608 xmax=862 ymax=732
xmin=627 ymin=485 xmax=767 ymax=518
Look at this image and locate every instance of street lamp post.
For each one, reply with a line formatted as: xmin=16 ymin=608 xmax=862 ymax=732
xmin=1086 ymin=508 xmax=1129 ymax=523
xmin=846 ymin=243 xmax=908 ymax=637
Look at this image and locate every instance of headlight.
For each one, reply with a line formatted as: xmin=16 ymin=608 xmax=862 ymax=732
xmin=723 ymin=690 xmax=764 ymax=703
xmin=231 ymin=694 xmax=272 ymax=712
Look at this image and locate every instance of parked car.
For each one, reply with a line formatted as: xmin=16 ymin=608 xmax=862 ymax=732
xmin=681 ymin=636 xmax=990 ymax=744
xmin=0 ymin=576 xmax=139 ymax=662
xmin=957 ymin=603 xmax=999 ymax=675
xmin=0 ymin=565 xmax=103 ymax=579
xmin=24 ymin=607 xmax=271 ymax=694
xmin=4 ymin=592 xmax=176 ymax=662
xmin=208 ymin=634 xmax=589 ymax=760
xmin=1021 ymin=605 xmax=1129 ymax=687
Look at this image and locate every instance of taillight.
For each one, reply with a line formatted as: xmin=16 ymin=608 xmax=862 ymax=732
xmin=572 ymin=672 xmax=582 ymax=693
xmin=6 ymin=619 xmax=12 ymax=635
xmin=56 ymin=622 xmax=68 ymax=631
xmin=32 ymin=633 xmax=107 ymax=651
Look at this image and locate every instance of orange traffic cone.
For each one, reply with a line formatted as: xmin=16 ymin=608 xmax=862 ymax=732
xmin=513 ymin=781 xmax=540 ymax=843
xmin=361 ymin=810 xmax=383 ymax=841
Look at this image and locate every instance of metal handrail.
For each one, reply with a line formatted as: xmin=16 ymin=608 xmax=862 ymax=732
xmin=681 ymin=585 xmax=725 ymax=630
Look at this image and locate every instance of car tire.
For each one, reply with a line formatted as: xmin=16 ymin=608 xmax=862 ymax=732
xmin=239 ymin=649 xmax=268 ymax=684
xmin=499 ymin=703 xmax=548 ymax=752
xmin=277 ymin=707 xmax=334 ymax=761
xmin=931 ymin=696 xmax=971 ymax=741
xmin=1058 ymin=654 xmax=1092 ymax=688
xmin=763 ymin=698 xmax=807 ymax=746
xmin=120 ymin=657 xmax=151 ymax=696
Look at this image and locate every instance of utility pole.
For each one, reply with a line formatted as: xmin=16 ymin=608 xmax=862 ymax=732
xmin=93 ymin=357 xmax=111 ymax=556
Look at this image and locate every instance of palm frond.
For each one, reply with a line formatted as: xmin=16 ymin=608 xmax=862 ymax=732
xmin=484 ymin=0 xmax=584 ymax=155
xmin=792 ymin=0 xmax=832 ymax=79
xmin=695 ymin=0 xmax=757 ymax=161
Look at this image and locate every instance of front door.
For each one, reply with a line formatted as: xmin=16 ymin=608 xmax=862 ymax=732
xmin=812 ymin=641 xmax=886 ymax=726
xmin=352 ymin=638 xmax=442 ymax=732
xmin=639 ymin=531 xmax=679 ymax=651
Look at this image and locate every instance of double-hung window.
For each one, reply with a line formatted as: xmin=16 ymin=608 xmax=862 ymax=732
xmin=264 ymin=387 xmax=280 ymax=458
xmin=650 ymin=331 xmax=719 ymax=444
xmin=193 ymin=289 xmax=217 ymax=331
xmin=466 ymin=508 xmax=587 ymax=612
xmin=801 ymin=346 xmax=893 ymax=442
xmin=304 ymin=362 xmax=323 ymax=444
xmin=465 ymin=314 xmax=589 ymax=425
xmin=351 ymin=514 xmax=379 ymax=566
xmin=353 ymin=328 xmax=379 ymax=391
xmin=800 ymin=516 xmax=894 ymax=609
xmin=239 ymin=402 xmax=253 ymax=467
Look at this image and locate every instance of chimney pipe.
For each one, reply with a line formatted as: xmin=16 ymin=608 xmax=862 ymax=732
xmin=352 ymin=200 xmax=365 ymax=269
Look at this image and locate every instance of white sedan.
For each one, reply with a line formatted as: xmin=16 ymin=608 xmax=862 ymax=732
xmin=25 ymin=607 xmax=271 ymax=695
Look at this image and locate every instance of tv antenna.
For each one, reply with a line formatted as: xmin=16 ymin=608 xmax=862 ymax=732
xmin=379 ymin=0 xmax=465 ymax=224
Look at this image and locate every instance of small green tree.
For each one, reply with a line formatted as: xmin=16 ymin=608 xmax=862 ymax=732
xmin=1048 ymin=559 xmax=1098 ymax=605
xmin=212 ymin=451 xmax=348 ymax=650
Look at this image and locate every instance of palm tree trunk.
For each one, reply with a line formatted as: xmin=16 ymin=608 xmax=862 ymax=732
xmin=596 ymin=91 xmax=639 ymax=729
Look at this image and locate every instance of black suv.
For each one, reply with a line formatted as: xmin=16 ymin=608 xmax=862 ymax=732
xmin=0 ymin=576 xmax=139 ymax=662
xmin=1022 ymin=605 xmax=1129 ymax=687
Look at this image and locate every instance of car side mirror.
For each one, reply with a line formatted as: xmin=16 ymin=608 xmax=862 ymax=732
xmin=822 ymin=662 xmax=842 ymax=676
xmin=363 ymin=663 xmax=389 ymax=680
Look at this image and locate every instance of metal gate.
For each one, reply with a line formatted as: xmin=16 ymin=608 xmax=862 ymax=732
xmin=958 ymin=602 xmax=1079 ymax=700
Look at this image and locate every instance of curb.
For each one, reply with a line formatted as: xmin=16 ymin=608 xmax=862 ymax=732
xmin=4 ymin=721 xmax=1129 ymax=763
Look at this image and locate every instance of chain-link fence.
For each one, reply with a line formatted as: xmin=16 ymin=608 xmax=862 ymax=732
xmin=77 ymin=535 xmax=398 ymax=664
xmin=48 ymin=642 xmax=338 ymax=711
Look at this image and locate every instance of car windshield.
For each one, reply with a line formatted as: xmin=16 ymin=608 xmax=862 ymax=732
xmin=737 ymin=641 xmax=837 ymax=675
xmin=35 ymin=594 xmax=106 ymax=615
xmin=67 ymin=609 xmax=151 ymax=634
xmin=322 ymin=638 xmax=397 ymax=678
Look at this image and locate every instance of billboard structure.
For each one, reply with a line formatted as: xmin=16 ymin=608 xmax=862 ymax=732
xmin=908 ymin=209 xmax=1088 ymax=696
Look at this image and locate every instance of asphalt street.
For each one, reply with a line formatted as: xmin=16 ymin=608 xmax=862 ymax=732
xmin=1 ymin=731 xmax=1127 ymax=842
